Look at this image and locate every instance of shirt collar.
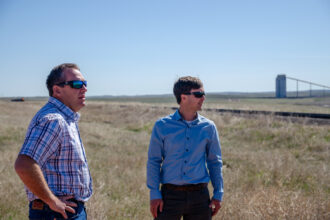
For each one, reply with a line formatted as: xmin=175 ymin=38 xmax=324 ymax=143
xmin=48 ymin=97 xmax=80 ymax=122
xmin=173 ymin=109 xmax=201 ymax=125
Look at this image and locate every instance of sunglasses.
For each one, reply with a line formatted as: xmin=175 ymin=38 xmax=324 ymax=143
xmin=183 ymin=91 xmax=205 ymax=98
xmin=56 ymin=80 xmax=87 ymax=89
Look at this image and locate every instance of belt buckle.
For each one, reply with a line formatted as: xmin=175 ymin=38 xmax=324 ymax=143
xmin=32 ymin=200 xmax=44 ymax=210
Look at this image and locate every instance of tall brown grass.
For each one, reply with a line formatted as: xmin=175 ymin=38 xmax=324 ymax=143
xmin=0 ymin=99 xmax=329 ymax=219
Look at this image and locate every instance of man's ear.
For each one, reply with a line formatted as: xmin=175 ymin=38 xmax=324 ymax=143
xmin=181 ymin=94 xmax=186 ymax=103
xmin=52 ymin=85 xmax=61 ymax=98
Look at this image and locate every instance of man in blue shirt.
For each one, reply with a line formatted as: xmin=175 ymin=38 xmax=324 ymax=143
xmin=147 ymin=76 xmax=223 ymax=219
xmin=15 ymin=63 xmax=92 ymax=220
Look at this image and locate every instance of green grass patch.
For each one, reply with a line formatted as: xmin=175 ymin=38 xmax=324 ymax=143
xmin=126 ymin=123 xmax=153 ymax=134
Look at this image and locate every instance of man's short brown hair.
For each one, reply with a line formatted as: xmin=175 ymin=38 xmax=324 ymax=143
xmin=46 ymin=63 xmax=80 ymax=96
xmin=173 ymin=76 xmax=203 ymax=104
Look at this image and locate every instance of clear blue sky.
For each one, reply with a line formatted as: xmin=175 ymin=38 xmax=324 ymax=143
xmin=1 ymin=0 xmax=329 ymax=97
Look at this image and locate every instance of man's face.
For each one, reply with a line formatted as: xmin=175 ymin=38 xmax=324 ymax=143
xmin=54 ymin=68 xmax=87 ymax=112
xmin=182 ymin=87 xmax=205 ymax=111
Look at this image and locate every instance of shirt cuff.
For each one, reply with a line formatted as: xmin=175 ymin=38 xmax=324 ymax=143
xmin=150 ymin=189 xmax=162 ymax=200
xmin=212 ymin=191 xmax=223 ymax=201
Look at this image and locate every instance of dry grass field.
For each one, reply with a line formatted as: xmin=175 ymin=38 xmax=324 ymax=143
xmin=0 ymin=97 xmax=329 ymax=219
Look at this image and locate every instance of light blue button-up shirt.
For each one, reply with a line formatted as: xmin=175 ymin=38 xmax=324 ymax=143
xmin=147 ymin=110 xmax=223 ymax=201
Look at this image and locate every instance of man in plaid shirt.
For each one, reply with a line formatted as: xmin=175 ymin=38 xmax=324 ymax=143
xmin=15 ymin=63 xmax=93 ymax=219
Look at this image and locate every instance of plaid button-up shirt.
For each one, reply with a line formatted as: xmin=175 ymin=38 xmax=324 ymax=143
xmin=19 ymin=97 xmax=93 ymax=202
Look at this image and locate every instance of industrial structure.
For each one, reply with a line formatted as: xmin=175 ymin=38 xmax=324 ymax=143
xmin=275 ymin=74 xmax=330 ymax=98
xmin=276 ymin=75 xmax=287 ymax=98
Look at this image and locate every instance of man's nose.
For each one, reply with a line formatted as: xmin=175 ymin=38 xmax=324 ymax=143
xmin=81 ymin=85 xmax=87 ymax=92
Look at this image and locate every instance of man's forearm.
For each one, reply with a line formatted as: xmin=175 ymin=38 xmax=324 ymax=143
xmin=15 ymin=155 xmax=77 ymax=218
xmin=147 ymin=157 xmax=163 ymax=200
xmin=14 ymin=155 xmax=57 ymax=204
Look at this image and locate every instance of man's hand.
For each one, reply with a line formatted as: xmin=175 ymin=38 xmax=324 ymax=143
xmin=150 ymin=199 xmax=163 ymax=218
xmin=209 ymin=199 xmax=221 ymax=216
xmin=15 ymin=155 xmax=77 ymax=219
xmin=47 ymin=195 xmax=77 ymax=219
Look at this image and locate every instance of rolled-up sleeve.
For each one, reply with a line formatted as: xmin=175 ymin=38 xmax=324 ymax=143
xmin=146 ymin=121 xmax=164 ymax=200
xmin=206 ymin=123 xmax=224 ymax=201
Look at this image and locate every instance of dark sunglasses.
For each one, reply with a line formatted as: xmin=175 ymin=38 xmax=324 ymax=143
xmin=56 ymin=80 xmax=87 ymax=89
xmin=183 ymin=91 xmax=205 ymax=98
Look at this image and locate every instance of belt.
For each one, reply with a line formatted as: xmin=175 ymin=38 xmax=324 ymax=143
xmin=162 ymin=183 xmax=208 ymax=191
xmin=31 ymin=198 xmax=84 ymax=210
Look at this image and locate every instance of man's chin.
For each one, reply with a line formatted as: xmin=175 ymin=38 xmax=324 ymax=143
xmin=75 ymin=102 xmax=86 ymax=112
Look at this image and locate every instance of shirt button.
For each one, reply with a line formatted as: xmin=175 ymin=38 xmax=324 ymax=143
xmin=184 ymin=172 xmax=186 ymax=175
xmin=186 ymin=149 xmax=189 ymax=152
xmin=187 ymin=137 xmax=189 ymax=140
xmin=184 ymin=160 xmax=187 ymax=163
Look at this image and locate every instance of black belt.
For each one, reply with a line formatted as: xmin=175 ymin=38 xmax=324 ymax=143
xmin=162 ymin=183 xmax=208 ymax=191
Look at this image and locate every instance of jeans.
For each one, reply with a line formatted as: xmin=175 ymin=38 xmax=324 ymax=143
xmin=155 ymin=185 xmax=212 ymax=220
xmin=29 ymin=199 xmax=87 ymax=220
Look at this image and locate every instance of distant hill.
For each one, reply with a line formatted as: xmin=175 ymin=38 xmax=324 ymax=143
xmin=87 ymin=90 xmax=330 ymax=103
xmin=1 ymin=90 xmax=329 ymax=103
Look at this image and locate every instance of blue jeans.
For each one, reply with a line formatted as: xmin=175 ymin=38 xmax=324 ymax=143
xmin=29 ymin=199 xmax=87 ymax=220
xmin=155 ymin=185 xmax=212 ymax=220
